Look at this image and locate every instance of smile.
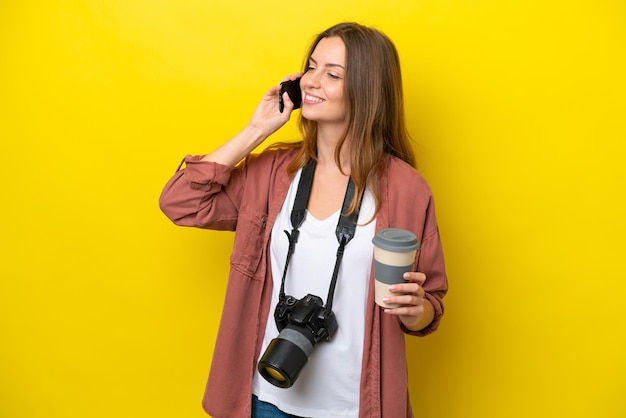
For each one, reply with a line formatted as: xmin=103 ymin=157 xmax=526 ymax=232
xmin=304 ymin=94 xmax=324 ymax=104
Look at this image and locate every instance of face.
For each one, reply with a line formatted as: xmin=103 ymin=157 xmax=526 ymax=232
xmin=300 ymin=36 xmax=347 ymax=129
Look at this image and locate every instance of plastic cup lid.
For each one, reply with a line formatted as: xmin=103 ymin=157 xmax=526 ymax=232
xmin=372 ymin=228 xmax=420 ymax=252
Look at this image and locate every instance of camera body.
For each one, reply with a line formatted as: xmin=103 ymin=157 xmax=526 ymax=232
xmin=274 ymin=294 xmax=337 ymax=342
xmin=258 ymin=293 xmax=338 ymax=388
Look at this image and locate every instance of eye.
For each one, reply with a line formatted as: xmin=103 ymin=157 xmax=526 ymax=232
xmin=328 ymin=73 xmax=341 ymax=80
xmin=306 ymin=65 xmax=316 ymax=72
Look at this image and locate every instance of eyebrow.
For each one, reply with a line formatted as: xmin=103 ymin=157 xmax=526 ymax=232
xmin=309 ymin=57 xmax=345 ymax=70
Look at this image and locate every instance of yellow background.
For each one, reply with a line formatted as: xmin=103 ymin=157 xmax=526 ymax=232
xmin=1 ymin=1 xmax=625 ymax=417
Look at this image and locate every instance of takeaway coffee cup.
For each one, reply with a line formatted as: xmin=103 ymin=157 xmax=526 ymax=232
xmin=372 ymin=228 xmax=420 ymax=308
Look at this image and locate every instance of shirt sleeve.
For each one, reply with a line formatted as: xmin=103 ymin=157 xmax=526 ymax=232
xmin=158 ymin=155 xmax=243 ymax=231
xmin=404 ymin=196 xmax=448 ymax=337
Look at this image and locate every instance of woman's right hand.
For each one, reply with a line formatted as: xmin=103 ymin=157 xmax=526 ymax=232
xmin=201 ymin=74 xmax=302 ymax=166
xmin=247 ymin=73 xmax=302 ymax=138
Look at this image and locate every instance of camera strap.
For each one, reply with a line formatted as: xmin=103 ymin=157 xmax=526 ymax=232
xmin=279 ymin=158 xmax=362 ymax=314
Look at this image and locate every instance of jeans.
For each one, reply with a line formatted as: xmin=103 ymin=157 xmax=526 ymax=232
xmin=251 ymin=395 xmax=304 ymax=418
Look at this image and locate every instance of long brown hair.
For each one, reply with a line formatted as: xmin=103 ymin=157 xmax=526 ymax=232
xmin=286 ymin=22 xmax=415 ymax=215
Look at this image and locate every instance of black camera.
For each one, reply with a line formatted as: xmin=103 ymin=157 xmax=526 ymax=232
xmin=257 ymin=294 xmax=338 ymax=388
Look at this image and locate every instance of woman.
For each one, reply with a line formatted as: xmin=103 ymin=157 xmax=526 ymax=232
xmin=160 ymin=22 xmax=447 ymax=418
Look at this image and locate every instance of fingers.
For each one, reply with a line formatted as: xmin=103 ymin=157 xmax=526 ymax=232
xmin=383 ymin=272 xmax=426 ymax=307
xmin=383 ymin=291 xmax=423 ymax=307
xmin=251 ymin=74 xmax=301 ymax=129
xmin=403 ymin=271 xmax=426 ymax=285
xmin=280 ymin=91 xmax=294 ymax=113
xmin=383 ymin=272 xmax=432 ymax=330
xmin=263 ymin=73 xmax=302 ymax=108
xmin=387 ymin=284 xmax=423 ymax=298
xmin=280 ymin=72 xmax=304 ymax=84
xmin=389 ymin=273 xmax=425 ymax=294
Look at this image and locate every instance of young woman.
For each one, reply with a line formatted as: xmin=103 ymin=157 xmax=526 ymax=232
xmin=160 ymin=22 xmax=448 ymax=418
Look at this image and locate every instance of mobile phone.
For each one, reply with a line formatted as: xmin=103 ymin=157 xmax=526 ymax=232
xmin=279 ymin=78 xmax=302 ymax=113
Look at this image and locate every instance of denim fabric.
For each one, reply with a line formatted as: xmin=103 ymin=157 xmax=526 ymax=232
xmin=251 ymin=395 xmax=303 ymax=418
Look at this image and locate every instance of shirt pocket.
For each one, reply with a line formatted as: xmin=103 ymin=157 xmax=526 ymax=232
xmin=230 ymin=207 xmax=268 ymax=279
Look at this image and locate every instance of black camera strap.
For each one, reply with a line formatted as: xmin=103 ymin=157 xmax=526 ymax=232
xmin=279 ymin=158 xmax=362 ymax=314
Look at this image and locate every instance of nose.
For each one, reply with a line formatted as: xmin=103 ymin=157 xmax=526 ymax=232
xmin=303 ymin=70 xmax=321 ymax=89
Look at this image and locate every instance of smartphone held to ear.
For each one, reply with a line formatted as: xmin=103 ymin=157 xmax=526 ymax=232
xmin=279 ymin=78 xmax=302 ymax=113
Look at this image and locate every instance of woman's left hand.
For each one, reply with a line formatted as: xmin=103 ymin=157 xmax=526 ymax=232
xmin=383 ymin=271 xmax=432 ymax=331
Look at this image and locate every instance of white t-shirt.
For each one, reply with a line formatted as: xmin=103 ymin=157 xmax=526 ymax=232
xmin=252 ymin=168 xmax=376 ymax=417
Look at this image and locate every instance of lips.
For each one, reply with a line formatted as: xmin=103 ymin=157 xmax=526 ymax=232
xmin=304 ymin=93 xmax=324 ymax=104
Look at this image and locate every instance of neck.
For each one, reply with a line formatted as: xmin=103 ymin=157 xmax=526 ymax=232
xmin=316 ymin=129 xmax=350 ymax=175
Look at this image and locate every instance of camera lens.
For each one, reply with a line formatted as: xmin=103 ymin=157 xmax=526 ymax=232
xmin=257 ymin=326 xmax=314 ymax=388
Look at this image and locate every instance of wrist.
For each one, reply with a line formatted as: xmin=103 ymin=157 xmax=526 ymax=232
xmin=241 ymin=124 xmax=269 ymax=148
xmin=403 ymin=298 xmax=435 ymax=332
